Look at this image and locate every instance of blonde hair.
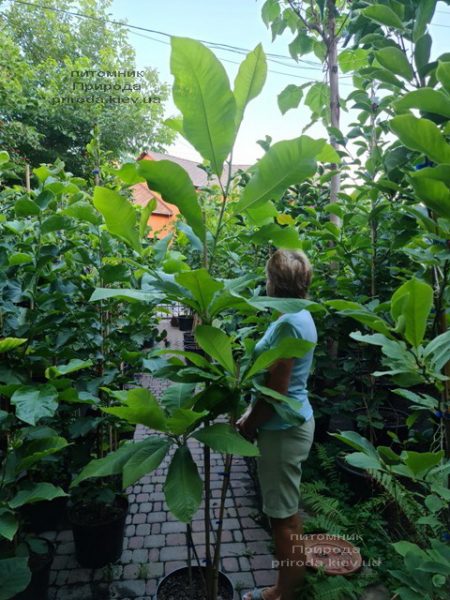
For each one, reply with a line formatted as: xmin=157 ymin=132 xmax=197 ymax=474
xmin=266 ymin=249 xmax=312 ymax=299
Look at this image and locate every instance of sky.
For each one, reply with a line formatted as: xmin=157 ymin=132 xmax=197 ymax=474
xmin=108 ymin=0 xmax=450 ymax=164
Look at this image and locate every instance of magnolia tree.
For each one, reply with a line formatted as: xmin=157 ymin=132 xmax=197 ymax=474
xmin=71 ymin=38 xmax=337 ymax=599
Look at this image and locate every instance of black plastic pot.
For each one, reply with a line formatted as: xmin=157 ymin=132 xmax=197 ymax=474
xmin=178 ymin=315 xmax=194 ymax=331
xmin=354 ymin=407 xmax=409 ymax=446
xmin=335 ymin=454 xmax=378 ymax=503
xmin=68 ymin=496 xmax=128 ymax=568
xmin=170 ymin=316 xmax=179 ymax=327
xmin=156 ymin=566 xmax=234 ymax=600
xmin=21 ymin=496 xmax=69 ymax=533
xmin=14 ymin=538 xmax=55 ymax=600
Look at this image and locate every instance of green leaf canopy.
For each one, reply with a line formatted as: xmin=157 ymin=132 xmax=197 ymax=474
xmin=171 ymin=37 xmax=236 ymax=177
xmin=391 ymin=278 xmax=434 ymax=347
xmin=102 ymin=388 xmax=167 ymax=431
xmin=389 ymin=115 xmax=450 ymax=164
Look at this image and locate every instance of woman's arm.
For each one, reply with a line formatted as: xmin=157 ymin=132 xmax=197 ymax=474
xmin=236 ymin=358 xmax=294 ymax=440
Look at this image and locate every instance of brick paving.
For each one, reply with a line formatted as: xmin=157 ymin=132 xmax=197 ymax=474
xmin=46 ymin=320 xmax=275 ymax=600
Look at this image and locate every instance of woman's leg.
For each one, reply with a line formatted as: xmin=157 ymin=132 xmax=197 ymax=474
xmin=271 ymin=512 xmax=305 ymax=600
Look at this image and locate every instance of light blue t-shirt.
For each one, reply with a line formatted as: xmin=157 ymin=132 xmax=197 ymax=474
xmin=253 ymin=310 xmax=317 ymax=430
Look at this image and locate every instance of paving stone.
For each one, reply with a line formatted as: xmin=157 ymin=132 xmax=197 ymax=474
xmin=147 ymin=511 xmax=166 ymax=523
xmin=133 ymin=513 xmax=146 ymax=524
xmin=244 ymin=528 xmax=271 ymax=541
xmin=254 ymin=569 xmax=277 ymax=586
xmin=250 ymin=554 xmax=273 ymax=570
xmin=131 ymin=548 xmax=149 ymax=563
xmin=136 ymin=523 xmax=151 ymax=536
xmin=111 ymin=579 xmax=146 ymax=597
xmin=161 ymin=520 xmax=186 ymax=534
xmin=123 ymin=563 xmax=141 ymax=579
xmin=144 ymin=534 xmax=165 ymax=549
xmin=128 ymin=536 xmax=144 ymax=549
xmin=58 ymin=542 xmax=75 ymax=555
xmin=222 ymin=557 xmax=239 ymax=572
xmin=56 ymin=530 xmax=73 ymax=542
xmin=67 ymin=568 xmax=92 ymax=584
xmin=160 ymin=545 xmax=187 ymax=561
xmin=228 ymin=571 xmax=255 ymax=592
xmin=146 ymin=578 xmax=158 ymax=596
xmin=164 ymin=559 xmax=187 ymax=575
xmin=50 ymin=584 xmax=92 ymax=599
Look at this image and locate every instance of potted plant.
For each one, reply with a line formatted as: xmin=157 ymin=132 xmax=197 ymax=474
xmin=67 ymin=478 xmax=128 ymax=568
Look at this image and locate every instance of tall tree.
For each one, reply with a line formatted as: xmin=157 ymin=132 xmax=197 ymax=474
xmin=0 ymin=0 xmax=175 ymax=174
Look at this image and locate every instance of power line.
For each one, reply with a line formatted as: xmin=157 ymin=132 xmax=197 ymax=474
xmin=7 ymin=0 xmax=327 ymax=69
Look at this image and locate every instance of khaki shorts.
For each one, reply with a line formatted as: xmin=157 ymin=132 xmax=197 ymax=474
xmin=256 ymin=417 xmax=315 ymax=519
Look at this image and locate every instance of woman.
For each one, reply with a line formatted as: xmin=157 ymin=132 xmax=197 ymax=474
xmin=237 ymin=249 xmax=317 ymax=600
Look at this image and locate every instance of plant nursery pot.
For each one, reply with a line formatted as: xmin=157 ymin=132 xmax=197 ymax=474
xmin=178 ymin=315 xmax=194 ymax=331
xmin=170 ymin=315 xmax=179 ymax=327
xmin=14 ymin=538 xmax=55 ymax=600
xmin=156 ymin=566 xmax=234 ymax=600
xmin=21 ymin=495 xmax=69 ymax=533
xmin=335 ymin=454 xmax=378 ymax=502
xmin=68 ymin=496 xmax=128 ymax=568
xmin=354 ymin=407 xmax=409 ymax=446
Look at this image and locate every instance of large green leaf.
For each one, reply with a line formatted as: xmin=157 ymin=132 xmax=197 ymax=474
xmin=63 ymin=201 xmax=102 ymax=225
xmin=11 ymin=384 xmax=59 ymax=425
xmin=93 ymin=187 xmax=141 ymax=253
xmin=166 ymin=409 xmax=208 ymax=436
xmin=411 ymin=177 xmax=450 ymax=220
xmin=16 ymin=436 xmax=68 ymax=472
xmin=45 ymin=359 xmax=93 ymax=380
xmin=0 ymin=338 xmax=27 ymax=353
xmin=437 ymin=61 xmax=450 ymax=94
xmin=277 ymin=84 xmax=303 ymax=115
xmin=137 ymin=159 xmax=205 ymax=242
xmin=233 ymin=136 xmax=326 ymax=214
xmin=389 ymin=115 xmax=450 ymax=164
xmin=391 ymin=278 xmax=433 ymax=347
xmin=9 ymin=483 xmax=67 ymax=509
xmin=326 ymin=301 xmax=393 ymax=337
xmin=0 ymin=558 xmax=31 ymax=600
xmin=175 ymin=269 xmax=223 ymax=315
xmin=164 ymin=446 xmax=203 ymax=522
xmin=171 ymin=37 xmax=236 ymax=177
xmin=122 ymin=438 xmax=170 ymax=488
xmin=243 ymin=296 xmax=324 ymax=313
xmin=160 ymin=382 xmax=198 ymax=412
xmin=394 ymin=89 xmax=450 ymax=119
xmin=362 ymin=4 xmax=404 ymax=29
xmin=402 ymin=451 xmax=444 ymax=478
xmin=345 ymin=452 xmax=382 ymax=471
xmin=70 ymin=440 xmax=140 ymax=487
xmin=423 ymin=330 xmax=450 ymax=371
xmin=375 ymin=48 xmax=414 ymax=80
xmin=0 ymin=509 xmax=18 ymax=541
xmin=234 ymin=44 xmax=267 ymax=130
xmin=90 ymin=288 xmax=163 ymax=304
xmin=195 ymin=325 xmax=236 ymax=376
xmin=338 ymin=49 xmax=369 ymax=74
xmin=193 ymin=423 xmax=258 ymax=457
xmin=330 ymin=430 xmax=378 ymax=458
xmin=102 ymin=388 xmax=167 ymax=431
xmin=413 ymin=0 xmax=437 ymax=41
xmin=244 ymin=338 xmax=315 ymax=381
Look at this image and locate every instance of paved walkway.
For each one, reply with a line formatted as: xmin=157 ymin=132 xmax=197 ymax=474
xmin=47 ymin=320 xmax=275 ymax=600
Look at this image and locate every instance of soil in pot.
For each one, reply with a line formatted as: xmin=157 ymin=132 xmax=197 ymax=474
xmin=68 ymin=495 xmax=128 ymax=568
xmin=157 ymin=566 xmax=233 ymax=600
xmin=14 ymin=538 xmax=55 ymax=600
